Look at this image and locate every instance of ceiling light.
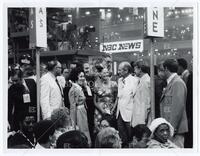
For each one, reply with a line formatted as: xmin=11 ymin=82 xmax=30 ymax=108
xmin=106 ymin=12 xmax=112 ymax=18
xmin=126 ymin=17 xmax=130 ymax=21
xmin=85 ymin=11 xmax=90 ymax=15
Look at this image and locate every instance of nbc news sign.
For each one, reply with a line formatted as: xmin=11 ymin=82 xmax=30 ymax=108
xmin=100 ymin=40 xmax=143 ymax=53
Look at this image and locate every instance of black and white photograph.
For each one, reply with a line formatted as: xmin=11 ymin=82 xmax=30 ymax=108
xmin=1 ymin=0 xmax=200 ymax=155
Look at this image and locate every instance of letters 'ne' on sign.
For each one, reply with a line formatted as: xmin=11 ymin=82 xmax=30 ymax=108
xmin=145 ymin=7 xmax=164 ymax=38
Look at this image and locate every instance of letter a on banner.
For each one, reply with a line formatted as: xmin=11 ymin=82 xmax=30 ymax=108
xmin=29 ymin=8 xmax=47 ymax=122
xmin=29 ymin=8 xmax=47 ymax=48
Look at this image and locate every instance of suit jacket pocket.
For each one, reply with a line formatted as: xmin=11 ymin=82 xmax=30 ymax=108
xmin=161 ymin=95 xmax=172 ymax=122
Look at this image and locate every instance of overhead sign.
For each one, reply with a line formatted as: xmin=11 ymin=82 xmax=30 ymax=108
xmin=100 ymin=40 xmax=143 ymax=53
xmin=29 ymin=8 xmax=47 ymax=48
xmin=145 ymin=7 xmax=164 ymax=38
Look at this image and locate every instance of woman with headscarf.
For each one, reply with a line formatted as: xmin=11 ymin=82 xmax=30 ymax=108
xmin=147 ymin=118 xmax=178 ymax=148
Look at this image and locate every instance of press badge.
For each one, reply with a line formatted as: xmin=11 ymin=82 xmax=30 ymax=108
xmin=23 ymin=94 xmax=31 ymax=103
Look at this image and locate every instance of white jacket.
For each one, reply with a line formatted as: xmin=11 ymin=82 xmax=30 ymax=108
xmin=40 ymin=72 xmax=63 ymax=119
xmin=117 ymin=74 xmax=139 ymax=122
xmin=131 ymin=73 xmax=151 ymax=127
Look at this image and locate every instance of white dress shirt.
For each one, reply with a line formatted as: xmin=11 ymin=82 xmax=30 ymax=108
xmin=131 ymin=73 xmax=151 ymax=127
xmin=117 ymin=74 xmax=139 ymax=122
xmin=40 ymin=72 xmax=63 ymax=119
xmin=57 ymin=75 xmax=66 ymax=88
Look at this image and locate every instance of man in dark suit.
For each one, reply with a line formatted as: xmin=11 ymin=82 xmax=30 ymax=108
xmin=177 ymin=58 xmax=193 ymax=148
xmin=83 ymin=62 xmax=96 ymax=146
xmin=159 ymin=59 xmax=188 ymax=148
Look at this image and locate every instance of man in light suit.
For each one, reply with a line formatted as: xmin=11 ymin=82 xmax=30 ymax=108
xmin=40 ymin=60 xmax=63 ymax=119
xmin=112 ymin=62 xmax=139 ymax=147
xmin=131 ymin=60 xmax=151 ymax=128
xmin=159 ymin=59 xmax=188 ymax=148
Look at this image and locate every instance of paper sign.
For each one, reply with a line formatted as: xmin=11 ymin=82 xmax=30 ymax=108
xmin=29 ymin=8 xmax=47 ymax=48
xmin=146 ymin=7 xmax=164 ymax=37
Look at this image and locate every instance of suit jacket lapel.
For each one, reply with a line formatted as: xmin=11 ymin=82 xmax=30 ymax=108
xmin=160 ymin=75 xmax=177 ymax=102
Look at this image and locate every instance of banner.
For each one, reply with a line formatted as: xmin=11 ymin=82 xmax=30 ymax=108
xmin=29 ymin=8 xmax=47 ymax=48
xmin=100 ymin=40 xmax=143 ymax=53
xmin=146 ymin=7 xmax=164 ymax=37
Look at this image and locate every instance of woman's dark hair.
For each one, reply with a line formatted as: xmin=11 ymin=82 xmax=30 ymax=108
xmin=177 ymin=58 xmax=188 ymax=70
xmin=47 ymin=60 xmax=59 ymax=71
xmin=56 ymin=130 xmax=89 ymax=148
xmin=134 ymin=60 xmax=149 ymax=74
xmin=10 ymin=68 xmax=23 ymax=79
xmin=33 ymin=120 xmax=55 ymax=144
xmin=101 ymin=114 xmax=117 ymax=129
xmin=131 ymin=124 xmax=151 ymax=141
xmin=24 ymin=65 xmax=35 ymax=76
xmin=68 ymin=67 xmax=84 ymax=82
xmin=163 ymin=59 xmax=178 ymax=73
xmin=130 ymin=61 xmax=135 ymax=69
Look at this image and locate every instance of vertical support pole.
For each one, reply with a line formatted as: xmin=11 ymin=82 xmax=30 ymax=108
xmin=36 ymin=48 xmax=40 ymax=122
xmin=150 ymin=38 xmax=155 ymax=120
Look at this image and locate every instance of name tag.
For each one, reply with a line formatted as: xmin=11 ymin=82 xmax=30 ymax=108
xmin=23 ymin=94 xmax=31 ymax=103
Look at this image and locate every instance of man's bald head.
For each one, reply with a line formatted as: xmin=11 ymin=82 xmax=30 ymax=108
xmin=118 ymin=61 xmax=132 ymax=78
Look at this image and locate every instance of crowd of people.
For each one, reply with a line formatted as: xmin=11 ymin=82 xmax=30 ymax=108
xmin=7 ymin=54 xmax=193 ymax=149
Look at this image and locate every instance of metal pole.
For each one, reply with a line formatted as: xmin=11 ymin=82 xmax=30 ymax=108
xmin=36 ymin=48 xmax=40 ymax=122
xmin=150 ymin=38 xmax=155 ymax=120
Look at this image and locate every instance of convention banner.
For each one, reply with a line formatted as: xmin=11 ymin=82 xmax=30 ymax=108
xmin=145 ymin=7 xmax=164 ymax=37
xmin=29 ymin=8 xmax=47 ymax=48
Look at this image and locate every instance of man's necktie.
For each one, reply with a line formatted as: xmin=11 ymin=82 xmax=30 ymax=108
xmin=56 ymin=79 xmax=64 ymax=106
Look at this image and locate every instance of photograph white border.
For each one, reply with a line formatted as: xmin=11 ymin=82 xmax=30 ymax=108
xmin=1 ymin=0 xmax=199 ymax=156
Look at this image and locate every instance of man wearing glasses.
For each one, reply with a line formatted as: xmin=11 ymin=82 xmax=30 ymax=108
xmin=40 ymin=60 xmax=64 ymax=119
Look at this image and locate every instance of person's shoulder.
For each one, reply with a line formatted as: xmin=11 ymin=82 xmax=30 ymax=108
xmin=69 ymin=83 xmax=80 ymax=93
xmin=40 ymin=72 xmax=49 ymax=80
xmin=129 ymin=75 xmax=139 ymax=82
xmin=57 ymin=75 xmax=64 ymax=80
xmin=147 ymin=139 xmax=162 ymax=148
xmin=141 ymin=74 xmax=150 ymax=83
xmin=167 ymin=140 xmax=179 ymax=148
xmin=7 ymin=131 xmax=32 ymax=148
xmin=173 ymin=75 xmax=186 ymax=86
xmin=117 ymin=77 xmax=123 ymax=83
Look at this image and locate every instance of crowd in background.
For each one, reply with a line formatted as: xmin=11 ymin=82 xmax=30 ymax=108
xmin=7 ymin=54 xmax=193 ymax=149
